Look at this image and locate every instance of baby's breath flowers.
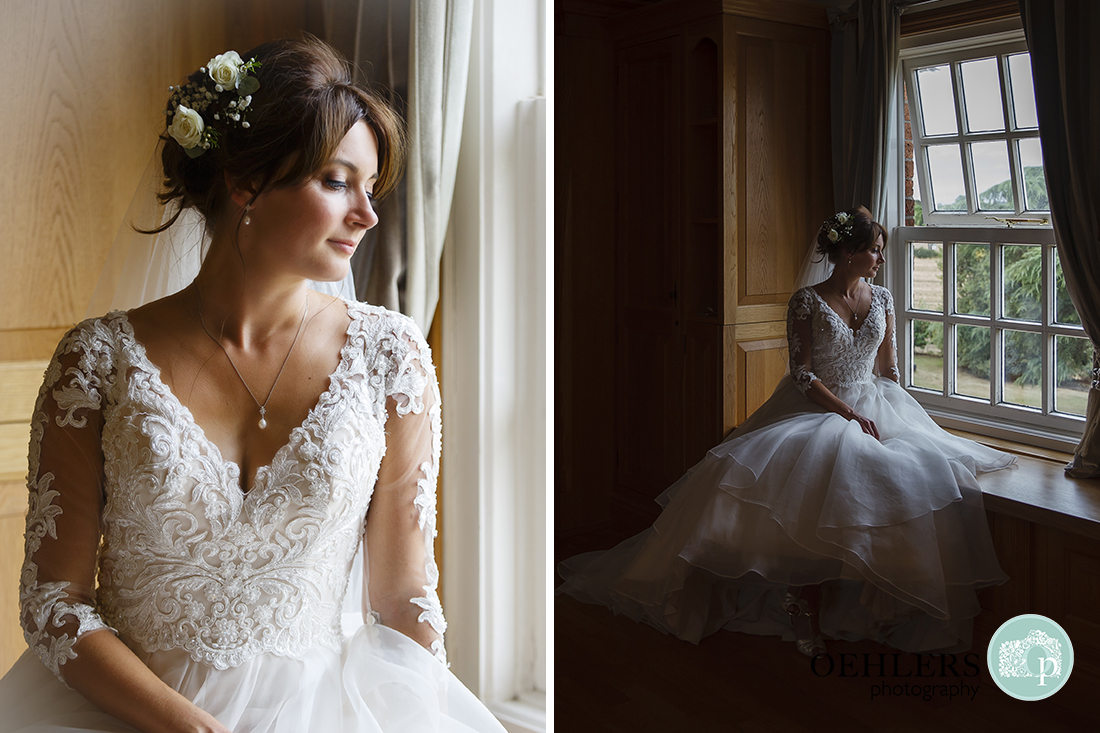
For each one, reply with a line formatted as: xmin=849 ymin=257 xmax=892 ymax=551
xmin=165 ymin=51 xmax=261 ymax=157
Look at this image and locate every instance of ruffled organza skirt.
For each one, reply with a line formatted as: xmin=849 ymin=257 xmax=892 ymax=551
xmin=0 ymin=624 xmax=504 ymax=732
xmin=558 ymin=375 xmax=1016 ymax=652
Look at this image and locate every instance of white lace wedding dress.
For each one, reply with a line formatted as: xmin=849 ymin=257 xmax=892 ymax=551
xmin=559 ymin=284 xmax=1016 ymax=652
xmin=0 ymin=301 xmax=505 ymax=732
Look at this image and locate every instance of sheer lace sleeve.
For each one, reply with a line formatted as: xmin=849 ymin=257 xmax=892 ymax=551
xmin=21 ymin=322 xmax=116 ymax=685
xmin=787 ymin=288 xmax=819 ymax=394
xmin=875 ymin=287 xmax=901 ymax=383
xmin=365 ymin=315 xmax=446 ymax=664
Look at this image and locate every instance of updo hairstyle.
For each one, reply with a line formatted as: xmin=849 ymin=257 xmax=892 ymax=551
xmin=150 ymin=34 xmax=406 ymax=233
xmin=814 ymin=206 xmax=888 ymax=264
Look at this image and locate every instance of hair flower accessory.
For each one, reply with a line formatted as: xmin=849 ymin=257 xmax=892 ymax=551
xmin=821 ymin=210 xmax=856 ymax=244
xmin=165 ymin=50 xmax=261 ymax=157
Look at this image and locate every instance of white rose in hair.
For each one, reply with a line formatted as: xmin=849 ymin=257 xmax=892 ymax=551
xmin=827 ymin=229 xmax=839 ymax=243
xmin=208 ymin=50 xmax=244 ymax=90
xmin=168 ymin=105 xmax=204 ymax=148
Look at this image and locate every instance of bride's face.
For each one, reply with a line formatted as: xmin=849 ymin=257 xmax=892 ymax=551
xmin=849 ymin=234 xmax=886 ymax=279
xmin=244 ymin=120 xmax=380 ymax=283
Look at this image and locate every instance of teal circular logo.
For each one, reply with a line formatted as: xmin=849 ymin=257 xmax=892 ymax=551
xmin=987 ymin=614 xmax=1073 ymax=700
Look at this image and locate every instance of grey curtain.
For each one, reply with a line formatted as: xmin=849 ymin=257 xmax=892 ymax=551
xmin=323 ymin=0 xmax=473 ymax=333
xmin=1020 ymin=1 xmax=1100 ymax=478
xmin=828 ymin=0 xmax=905 ymax=225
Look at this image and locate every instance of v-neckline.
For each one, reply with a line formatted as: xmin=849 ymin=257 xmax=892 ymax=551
xmin=117 ymin=300 xmax=360 ymax=496
xmin=810 ymin=285 xmax=874 ymax=335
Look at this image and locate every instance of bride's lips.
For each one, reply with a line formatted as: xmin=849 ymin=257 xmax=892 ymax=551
xmin=329 ymin=239 xmax=357 ymax=255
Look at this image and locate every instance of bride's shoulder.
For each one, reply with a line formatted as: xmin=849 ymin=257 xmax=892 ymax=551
xmin=869 ymin=284 xmax=895 ymax=307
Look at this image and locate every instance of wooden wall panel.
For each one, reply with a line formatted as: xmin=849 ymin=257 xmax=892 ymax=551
xmin=1 ymin=482 xmax=27 ymax=676
xmin=735 ymin=335 xmax=787 ymax=424
xmin=728 ymin=15 xmax=832 ymax=321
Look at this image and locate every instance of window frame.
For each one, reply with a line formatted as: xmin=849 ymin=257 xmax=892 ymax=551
xmin=904 ymin=39 xmax=1044 ymax=226
xmin=893 ymin=24 xmax=1086 ymax=452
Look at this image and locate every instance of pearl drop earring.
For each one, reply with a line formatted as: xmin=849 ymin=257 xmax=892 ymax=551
xmin=243 ymin=204 xmax=251 ymax=226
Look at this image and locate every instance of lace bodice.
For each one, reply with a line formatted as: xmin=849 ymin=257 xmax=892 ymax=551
xmin=786 ymin=284 xmax=899 ymax=393
xmin=20 ymin=301 xmax=446 ymax=683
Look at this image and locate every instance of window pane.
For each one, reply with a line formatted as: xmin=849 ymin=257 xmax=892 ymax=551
xmin=911 ymin=319 xmax=943 ymax=391
xmin=971 ymin=141 xmax=1013 ymax=212
xmin=955 ymin=243 xmax=990 ymax=316
xmin=1055 ymin=334 xmax=1091 ymax=416
xmin=1017 ymin=138 xmax=1049 ymax=211
xmin=910 ymin=242 xmax=943 ymax=312
xmin=955 ymin=324 xmax=991 ymax=400
xmin=1002 ymin=245 xmax=1041 ymax=322
xmin=960 ymin=58 xmax=1005 ymax=132
xmin=1007 ymin=53 xmax=1038 ymax=129
xmin=1002 ymin=329 xmax=1042 ymax=409
xmin=1055 ymin=253 xmax=1082 ymax=326
xmin=927 ymin=145 xmax=966 ymax=211
xmin=916 ymin=65 xmax=958 ymax=136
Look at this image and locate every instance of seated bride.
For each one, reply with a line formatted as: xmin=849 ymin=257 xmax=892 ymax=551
xmin=559 ymin=206 xmax=1016 ymax=657
xmin=0 ymin=36 xmax=505 ymax=733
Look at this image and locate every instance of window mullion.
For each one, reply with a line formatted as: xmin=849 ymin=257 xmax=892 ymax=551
xmin=951 ymin=62 xmax=977 ymax=216
xmin=999 ymin=54 xmax=1026 ymax=217
xmin=945 ymin=241 xmax=957 ymax=395
xmin=990 ymin=242 xmax=1003 ymax=406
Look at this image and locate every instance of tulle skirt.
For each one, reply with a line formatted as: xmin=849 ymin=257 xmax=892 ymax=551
xmin=558 ymin=375 xmax=1016 ymax=653
xmin=0 ymin=624 xmax=505 ymax=732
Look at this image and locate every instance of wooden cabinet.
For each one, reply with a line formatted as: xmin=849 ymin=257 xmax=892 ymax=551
xmin=608 ymin=1 xmax=833 ymax=521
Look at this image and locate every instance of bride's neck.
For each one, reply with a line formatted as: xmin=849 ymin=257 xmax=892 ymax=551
xmin=190 ymin=233 xmax=310 ymax=348
xmin=826 ymin=267 xmax=864 ymax=298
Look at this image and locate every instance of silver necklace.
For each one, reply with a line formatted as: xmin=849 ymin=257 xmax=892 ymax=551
xmin=197 ymin=290 xmax=309 ymax=429
xmin=832 ymin=282 xmax=866 ymax=323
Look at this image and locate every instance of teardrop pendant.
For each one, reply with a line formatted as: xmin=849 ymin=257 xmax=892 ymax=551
xmin=258 ymin=407 xmax=267 ymax=430
xmin=258 ymin=417 xmax=267 ymax=429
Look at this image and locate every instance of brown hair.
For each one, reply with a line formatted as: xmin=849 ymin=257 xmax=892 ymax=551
xmin=814 ymin=205 xmax=888 ymax=264
xmin=148 ymin=34 xmax=406 ymax=233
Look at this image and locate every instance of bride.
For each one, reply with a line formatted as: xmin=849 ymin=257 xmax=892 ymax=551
xmin=558 ymin=207 xmax=1016 ymax=657
xmin=0 ymin=36 xmax=504 ymax=732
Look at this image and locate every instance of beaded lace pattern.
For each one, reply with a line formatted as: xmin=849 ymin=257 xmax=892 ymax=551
xmin=20 ymin=302 xmax=446 ymax=682
xmin=787 ymin=284 xmax=900 ymax=393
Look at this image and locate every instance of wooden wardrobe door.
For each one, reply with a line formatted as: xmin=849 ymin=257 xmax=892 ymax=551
xmin=614 ymin=37 xmax=685 ymax=507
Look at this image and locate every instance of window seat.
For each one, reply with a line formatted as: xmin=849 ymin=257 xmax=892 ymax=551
xmin=949 ymin=429 xmax=1100 ymax=542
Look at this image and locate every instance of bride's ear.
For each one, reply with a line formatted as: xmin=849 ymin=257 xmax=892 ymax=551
xmin=223 ymin=171 xmax=259 ymax=210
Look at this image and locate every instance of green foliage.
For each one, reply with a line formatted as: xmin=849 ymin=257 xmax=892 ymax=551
xmin=953 ymin=243 xmax=1091 ymax=386
xmin=932 ymin=165 xmax=1049 ymax=213
xmin=913 ymin=320 xmax=942 ymax=354
xmin=913 ymin=200 xmax=924 ymax=226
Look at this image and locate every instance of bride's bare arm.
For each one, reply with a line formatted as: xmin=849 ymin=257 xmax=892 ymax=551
xmin=787 ymin=289 xmax=880 ymax=439
xmin=22 ymin=329 xmax=230 ymax=733
xmin=59 ymin=634 xmax=230 ymax=733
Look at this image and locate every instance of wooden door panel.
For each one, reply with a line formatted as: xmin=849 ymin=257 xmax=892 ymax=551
xmin=615 ymin=313 xmax=684 ymax=500
xmin=722 ymin=14 xmax=833 ymax=324
xmin=683 ymin=321 xmax=723 ymax=467
xmin=616 ymin=37 xmax=682 ymax=314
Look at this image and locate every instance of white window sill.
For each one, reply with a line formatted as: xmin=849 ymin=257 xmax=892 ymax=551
xmin=491 ymin=691 xmax=546 ymax=733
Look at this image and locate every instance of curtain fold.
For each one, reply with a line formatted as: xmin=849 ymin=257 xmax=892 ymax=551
xmin=1020 ymin=0 xmax=1100 ymax=478
xmin=323 ymin=0 xmax=473 ymax=334
xmin=828 ymin=0 xmax=904 ymax=227
xmin=404 ymin=0 xmax=474 ymax=332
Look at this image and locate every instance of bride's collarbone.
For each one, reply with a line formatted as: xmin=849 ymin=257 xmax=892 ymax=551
xmin=811 ymin=284 xmax=874 ymax=329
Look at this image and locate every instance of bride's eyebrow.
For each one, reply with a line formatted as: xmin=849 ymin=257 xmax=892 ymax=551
xmin=333 ymin=159 xmax=379 ymax=181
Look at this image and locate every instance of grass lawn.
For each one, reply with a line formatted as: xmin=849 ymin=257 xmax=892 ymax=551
xmin=910 ymin=353 xmax=1088 ymax=416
